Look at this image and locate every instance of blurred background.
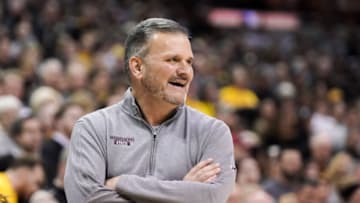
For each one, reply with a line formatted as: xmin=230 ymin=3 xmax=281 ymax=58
xmin=0 ymin=0 xmax=359 ymax=202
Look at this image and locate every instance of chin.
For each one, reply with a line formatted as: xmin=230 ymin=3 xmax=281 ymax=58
xmin=162 ymin=92 xmax=186 ymax=105
xmin=163 ymin=96 xmax=185 ymax=105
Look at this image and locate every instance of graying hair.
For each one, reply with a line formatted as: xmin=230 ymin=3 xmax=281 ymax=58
xmin=124 ymin=18 xmax=189 ymax=82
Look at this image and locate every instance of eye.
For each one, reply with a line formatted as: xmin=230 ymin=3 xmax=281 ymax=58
xmin=187 ymin=58 xmax=193 ymax=66
xmin=166 ymin=57 xmax=180 ymax=63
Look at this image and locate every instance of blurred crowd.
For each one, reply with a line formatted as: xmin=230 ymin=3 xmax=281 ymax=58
xmin=0 ymin=0 xmax=359 ymax=203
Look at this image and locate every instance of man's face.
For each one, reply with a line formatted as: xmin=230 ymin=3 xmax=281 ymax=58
xmin=280 ymin=150 xmax=303 ymax=181
xmin=137 ymin=32 xmax=194 ymax=105
xmin=17 ymin=118 xmax=42 ymax=153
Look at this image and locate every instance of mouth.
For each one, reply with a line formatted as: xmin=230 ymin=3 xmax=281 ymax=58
xmin=168 ymin=80 xmax=187 ymax=89
xmin=169 ymin=79 xmax=187 ymax=89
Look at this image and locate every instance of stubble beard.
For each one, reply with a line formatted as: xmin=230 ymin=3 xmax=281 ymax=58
xmin=141 ymin=74 xmax=185 ymax=105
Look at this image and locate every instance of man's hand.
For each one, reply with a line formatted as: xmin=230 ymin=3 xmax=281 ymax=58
xmin=105 ymin=176 xmax=120 ymax=190
xmin=183 ymin=158 xmax=221 ymax=183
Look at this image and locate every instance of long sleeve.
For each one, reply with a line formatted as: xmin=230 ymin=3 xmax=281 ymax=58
xmin=115 ymin=121 xmax=236 ymax=203
xmin=64 ymin=120 xmax=132 ymax=203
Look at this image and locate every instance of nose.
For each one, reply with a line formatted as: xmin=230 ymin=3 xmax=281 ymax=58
xmin=176 ymin=61 xmax=193 ymax=77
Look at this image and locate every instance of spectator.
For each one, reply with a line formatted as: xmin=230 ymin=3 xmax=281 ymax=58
xmin=263 ymin=148 xmax=303 ymax=200
xmin=29 ymin=86 xmax=63 ymax=138
xmin=237 ymin=156 xmax=261 ymax=186
xmin=0 ymin=115 xmax=43 ymax=170
xmin=65 ymin=61 xmax=88 ymax=93
xmin=41 ymin=102 xmax=84 ymax=187
xmin=309 ymin=133 xmax=333 ymax=173
xmin=0 ymin=95 xmax=22 ymax=170
xmin=219 ymin=65 xmax=259 ymax=110
xmin=0 ymin=156 xmax=45 ymax=203
xmin=36 ymin=58 xmax=66 ymax=92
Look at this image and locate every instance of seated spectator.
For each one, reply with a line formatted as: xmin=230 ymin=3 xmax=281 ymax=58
xmin=0 ymin=95 xmax=23 ymax=170
xmin=37 ymin=58 xmax=66 ymax=92
xmin=262 ymin=148 xmax=303 ymax=201
xmin=29 ymin=86 xmax=63 ymax=138
xmin=219 ymin=65 xmax=259 ymax=110
xmin=0 ymin=156 xmax=45 ymax=203
xmin=41 ymin=102 xmax=84 ymax=187
xmin=309 ymin=133 xmax=333 ymax=173
xmin=11 ymin=116 xmax=43 ymax=157
xmin=0 ymin=115 xmax=43 ymax=170
xmin=237 ymin=156 xmax=261 ymax=185
xmin=279 ymin=179 xmax=326 ymax=203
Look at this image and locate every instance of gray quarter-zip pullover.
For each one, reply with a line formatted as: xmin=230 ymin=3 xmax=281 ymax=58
xmin=64 ymin=89 xmax=236 ymax=203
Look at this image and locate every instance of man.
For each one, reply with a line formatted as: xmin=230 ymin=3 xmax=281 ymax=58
xmin=262 ymin=148 xmax=303 ymax=201
xmin=65 ymin=18 xmax=236 ymax=203
xmin=0 ymin=156 xmax=45 ymax=203
xmin=0 ymin=95 xmax=22 ymax=170
xmin=0 ymin=115 xmax=43 ymax=170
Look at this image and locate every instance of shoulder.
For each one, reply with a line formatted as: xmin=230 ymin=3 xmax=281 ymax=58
xmin=79 ymin=103 xmax=122 ymax=124
xmin=184 ymin=105 xmax=229 ymax=132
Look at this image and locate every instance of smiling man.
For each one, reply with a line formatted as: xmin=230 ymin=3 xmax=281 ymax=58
xmin=64 ymin=18 xmax=236 ymax=203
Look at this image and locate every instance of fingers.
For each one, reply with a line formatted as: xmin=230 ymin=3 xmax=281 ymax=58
xmin=105 ymin=176 xmax=120 ymax=190
xmin=183 ymin=158 xmax=221 ymax=183
xmin=187 ymin=158 xmax=214 ymax=175
xmin=195 ymin=163 xmax=221 ymax=182
xmin=205 ymin=175 xmax=217 ymax=183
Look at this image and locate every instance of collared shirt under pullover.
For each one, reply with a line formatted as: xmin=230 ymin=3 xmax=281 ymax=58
xmin=64 ymin=89 xmax=236 ymax=203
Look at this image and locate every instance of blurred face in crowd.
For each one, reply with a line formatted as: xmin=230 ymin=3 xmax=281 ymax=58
xmin=232 ymin=67 xmax=248 ymax=88
xmin=280 ymin=149 xmax=303 ymax=182
xmin=0 ymin=107 xmax=20 ymax=132
xmin=132 ymin=32 xmax=194 ymax=106
xmin=4 ymin=72 xmax=24 ymax=99
xmin=311 ymin=135 xmax=332 ymax=166
xmin=259 ymin=98 xmax=277 ymax=120
xmin=18 ymin=165 xmax=45 ymax=199
xmin=237 ymin=157 xmax=261 ymax=184
xmin=297 ymin=183 xmax=320 ymax=203
xmin=16 ymin=118 xmax=43 ymax=153
xmin=37 ymin=101 xmax=59 ymax=132
xmin=67 ymin=62 xmax=88 ymax=91
xmin=41 ymin=60 xmax=64 ymax=90
xmin=59 ymin=105 xmax=85 ymax=136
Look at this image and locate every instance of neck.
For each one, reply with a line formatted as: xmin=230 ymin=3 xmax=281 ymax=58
xmin=132 ymin=89 xmax=177 ymax=126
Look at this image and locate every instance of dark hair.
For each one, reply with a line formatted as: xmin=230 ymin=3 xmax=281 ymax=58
xmin=8 ymin=156 xmax=42 ymax=170
xmin=124 ymin=18 xmax=189 ymax=82
xmin=10 ymin=115 xmax=37 ymax=138
xmin=340 ymin=182 xmax=360 ymax=202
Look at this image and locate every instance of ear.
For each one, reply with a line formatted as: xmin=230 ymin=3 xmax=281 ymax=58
xmin=129 ymin=56 xmax=143 ymax=79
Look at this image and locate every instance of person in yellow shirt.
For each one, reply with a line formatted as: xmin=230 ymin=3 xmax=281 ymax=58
xmin=0 ymin=157 xmax=44 ymax=203
xmin=219 ymin=65 xmax=259 ymax=110
xmin=187 ymin=80 xmax=219 ymax=117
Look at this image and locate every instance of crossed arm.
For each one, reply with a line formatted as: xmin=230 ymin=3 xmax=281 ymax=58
xmin=106 ymin=158 xmax=220 ymax=189
xmin=64 ymin=120 xmax=235 ymax=203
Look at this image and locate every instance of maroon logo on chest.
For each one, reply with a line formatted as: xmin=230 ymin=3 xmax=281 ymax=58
xmin=110 ymin=136 xmax=135 ymax=146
